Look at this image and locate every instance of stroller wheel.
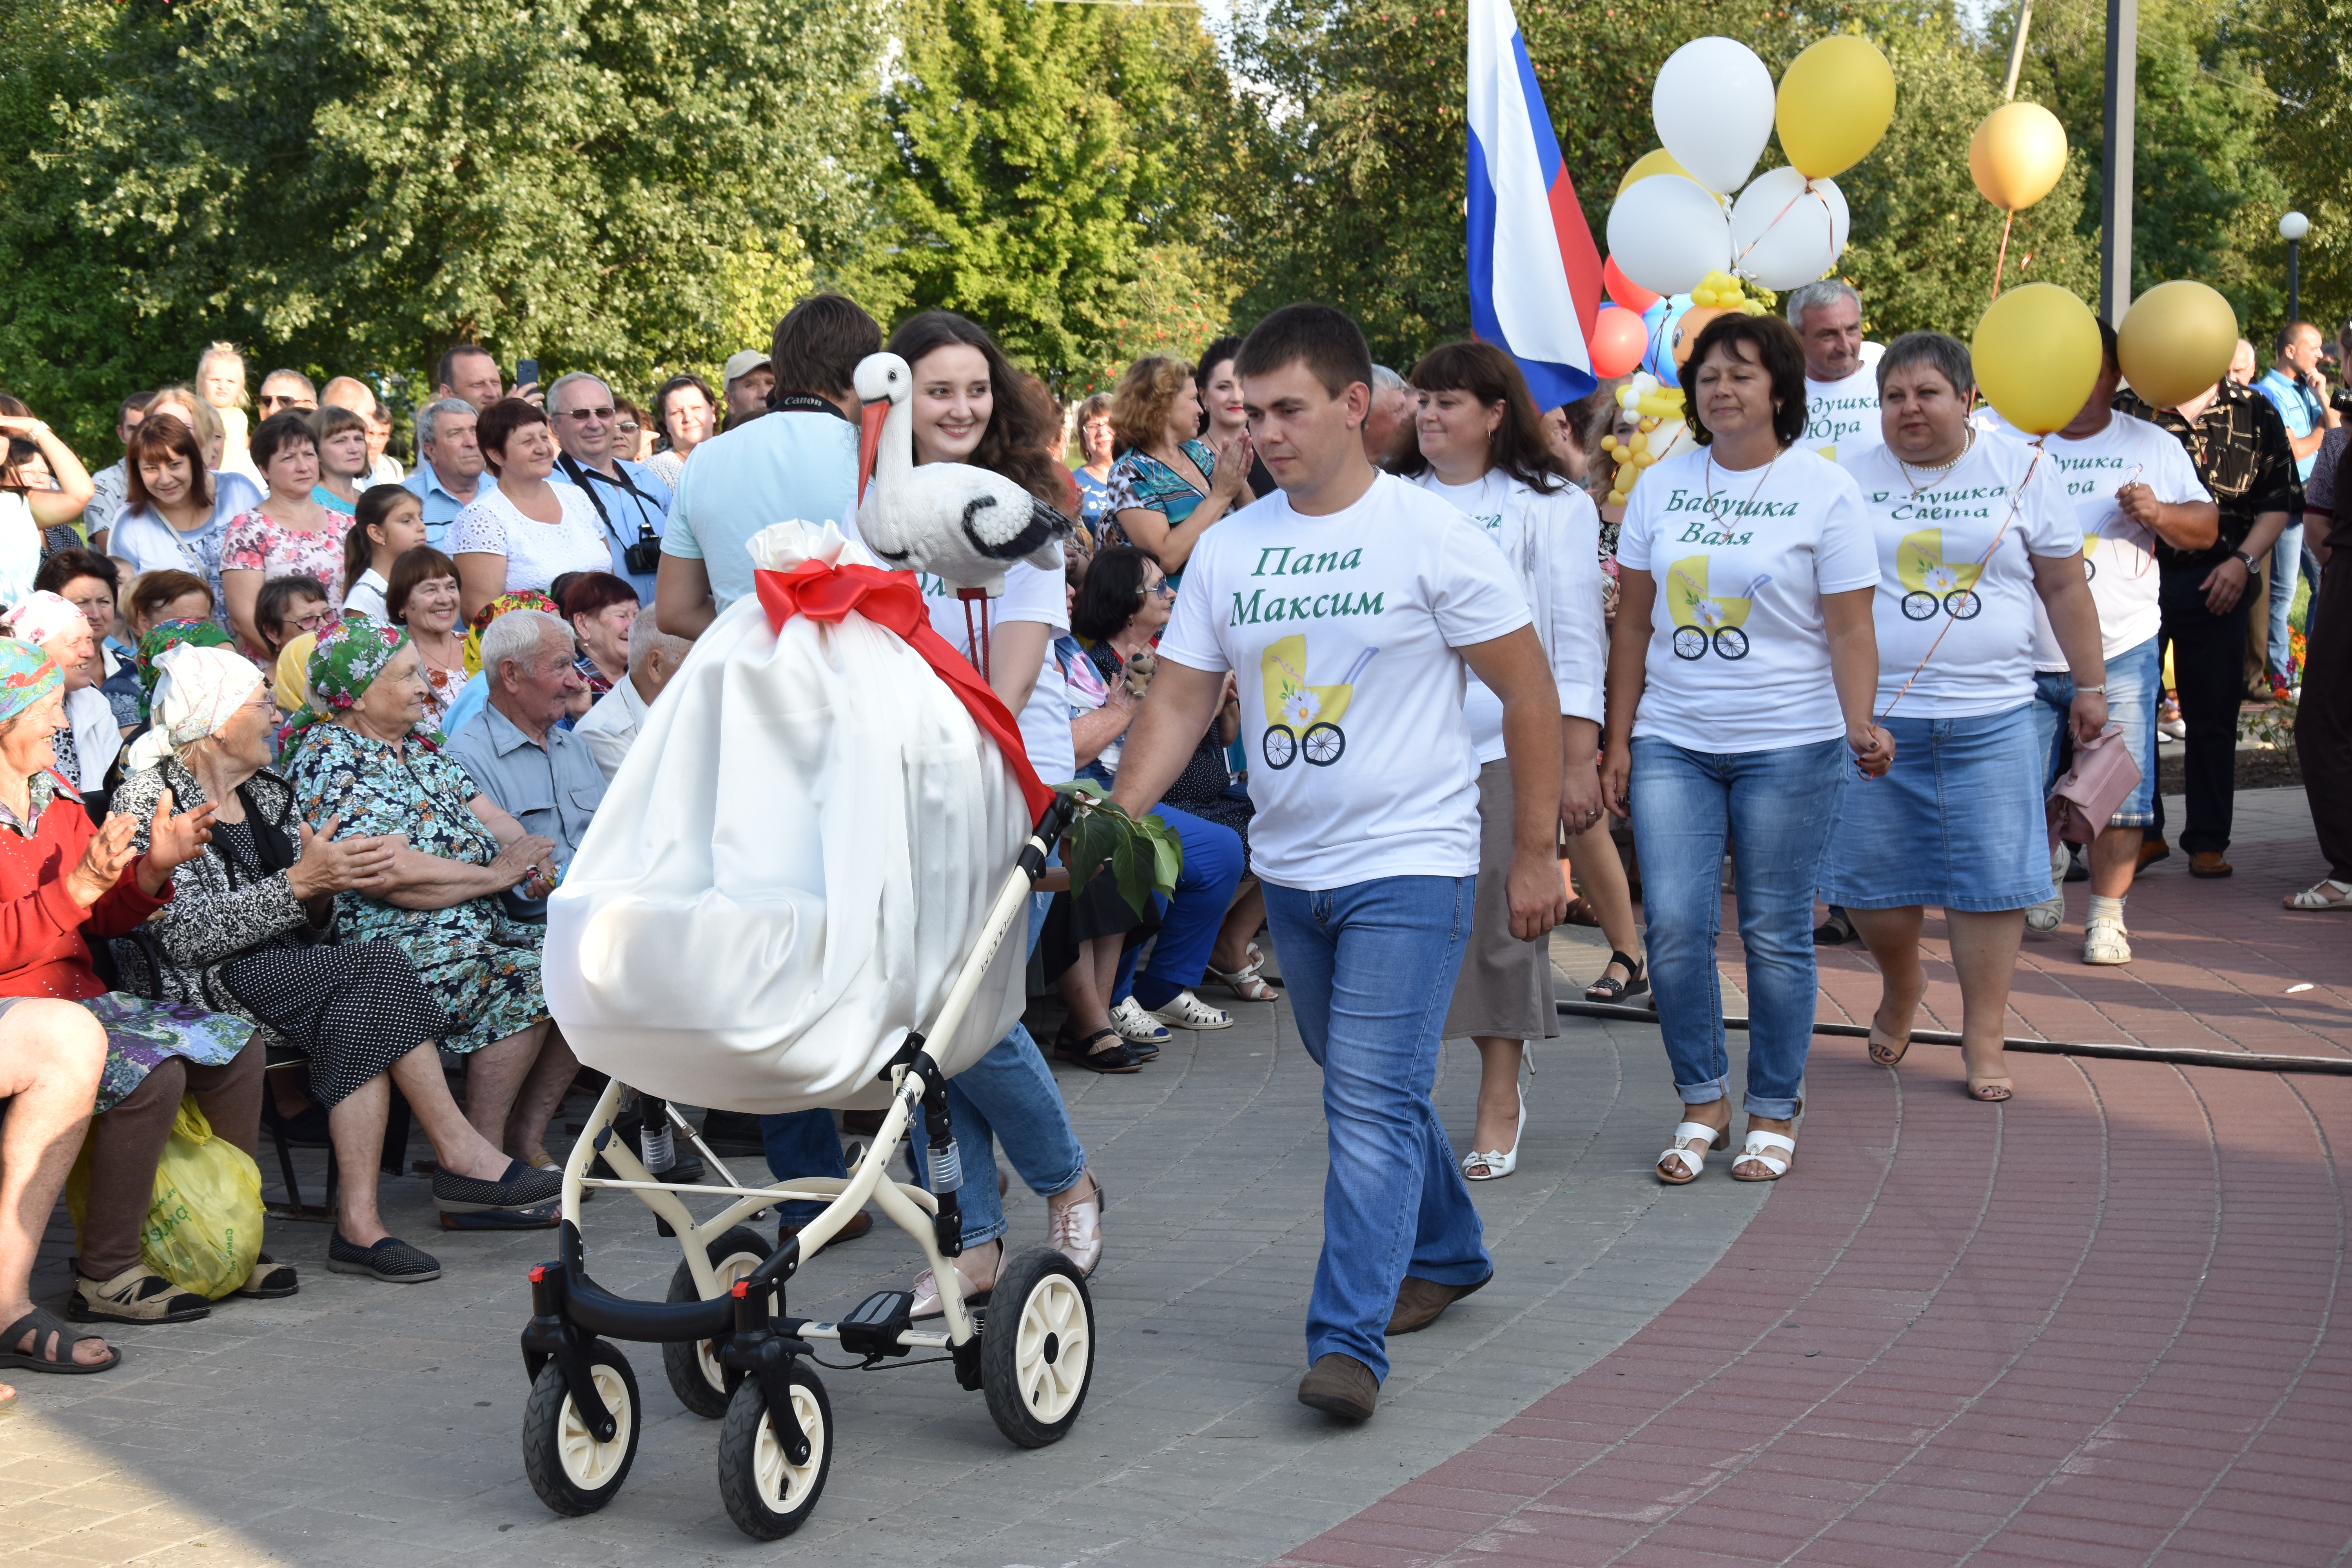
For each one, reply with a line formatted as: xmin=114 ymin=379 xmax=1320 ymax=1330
xmin=981 ymin=1246 xmax=1095 ymax=1448
xmin=717 ymin=1364 xmax=832 ymax=1539
xmin=522 ymin=1339 xmax=641 ymax=1515
xmin=662 ymin=1224 xmax=775 ymax=1417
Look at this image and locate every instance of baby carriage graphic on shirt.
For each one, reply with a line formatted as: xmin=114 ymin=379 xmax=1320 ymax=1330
xmin=1259 ymin=633 xmax=1377 ymax=770
xmin=1895 ymin=528 xmax=1985 ymax=621
xmin=1665 ymin=556 xmax=1769 ymax=660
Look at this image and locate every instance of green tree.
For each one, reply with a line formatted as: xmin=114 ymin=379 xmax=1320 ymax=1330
xmin=1830 ymin=4 xmax=2098 ymax=341
xmin=53 ymin=0 xmax=882 ymax=412
xmin=0 ymin=0 xmax=167 ymax=453
xmin=2252 ymin=0 xmax=2352 ymax=337
xmin=869 ymin=0 xmax=1250 ymax=378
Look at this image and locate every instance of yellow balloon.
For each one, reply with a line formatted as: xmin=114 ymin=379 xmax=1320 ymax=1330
xmin=2118 ymin=279 xmax=2239 ymax=409
xmin=1618 ymin=147 xmax=1698 ymax=196
xmin=1972 ymin=283 xmax=2102 ymax=435
xmin=1969 ymin=102 xmax=2068 ymax=212
xmin=1776 ymin=35 xmax=1896 ymax=179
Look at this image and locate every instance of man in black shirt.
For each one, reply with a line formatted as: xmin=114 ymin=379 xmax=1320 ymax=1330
xmin=2116 ymin=378 xmax=2301 ymax=877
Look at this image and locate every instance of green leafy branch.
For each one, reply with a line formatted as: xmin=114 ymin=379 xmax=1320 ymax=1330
xmin=1055 ymin=780 xmax=1183 ymax=922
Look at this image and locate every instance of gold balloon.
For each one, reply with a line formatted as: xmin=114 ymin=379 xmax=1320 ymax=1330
xmin=1972 ymin=283 xmax=2102 ymax=435
xmin=1775 ymin=35 xmax=1896 ymax=179
xmin=1969 ymin=102 xmax=2068 ymax=212
xmin=2118 ymin=279 xmax=2240 ymax=409
xmin=1618 ymin=147 xmax=1699 ymax=196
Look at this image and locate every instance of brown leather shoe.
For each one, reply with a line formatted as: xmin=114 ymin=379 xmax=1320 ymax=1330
xmin=1387 ymin=1271 xmax=1494 ymax=1335
xmin=1298 ymin=1352 xmax=1379 ymax=1421
xmin=2189 ymin=851 xmax=2234 ymax=878
xmin=2136 ymin=838 xmax=2171 ymax=873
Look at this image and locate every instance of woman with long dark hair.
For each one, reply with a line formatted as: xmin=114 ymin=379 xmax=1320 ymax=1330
xmin=1394 ymin=342 xmax=1610 ymax=1181
xmin=878 ymin=309 xmax=1103 ymax=1317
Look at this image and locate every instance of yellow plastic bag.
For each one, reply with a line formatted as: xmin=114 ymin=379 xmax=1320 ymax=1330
xmin=67 ymin=1096 xmax=265 ymax=1299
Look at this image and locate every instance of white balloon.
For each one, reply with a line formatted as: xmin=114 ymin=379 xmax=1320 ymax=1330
xmin=1652 ymin=37 xmax=1776 ymax=197
xmin=1728 ymin=166 xmax=1850 ymax=291
xmin=1606 ymin=174 xmax=1734 ymax=298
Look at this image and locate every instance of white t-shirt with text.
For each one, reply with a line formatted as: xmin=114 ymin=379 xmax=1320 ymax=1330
xmin=1155 ymin=472 xmax=1532 ymax=888
xmin=1804 ymin=367 xmax=1884 ymax=462
xmin=918 ymin=554 xmax=1075 ymax=790
xmin=2026 ymin=413 xmax=2210 ymax=669
xmin=1843 ymin=434 xmax=2082 ymax=716
xmin=1617 ymin=445 xmax=1881 ymax=753
xmin=1411 ymin=469 xmax=1607 ymax=762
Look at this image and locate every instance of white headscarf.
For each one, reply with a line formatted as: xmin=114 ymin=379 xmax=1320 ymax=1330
xmin=123 ymin=643 xmax=267 ymax=773
xmin=2 ymin=590 xmax=88 ymax=651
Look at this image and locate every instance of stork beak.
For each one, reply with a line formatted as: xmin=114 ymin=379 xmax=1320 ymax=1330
xmin=857 ymin=399 xmax=888 ymax=504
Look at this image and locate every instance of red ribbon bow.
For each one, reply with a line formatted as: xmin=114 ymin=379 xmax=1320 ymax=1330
xmin=755 ymin=557 xmax=1055 ymax=820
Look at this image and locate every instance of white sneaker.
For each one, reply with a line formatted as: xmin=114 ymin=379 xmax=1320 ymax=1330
xmin=2049 ymin=842 xmax=2071 ymax=881
xmin=1108 ymin=996 xmax=1171 ymax=1045
xmin=2083 ymin=916 xmax=2133 ymax=965
xmin=1148 ymin=989 xmax=1233 ymax=1031
xmin=2024 ymin=892 xmax=2065 ymax=933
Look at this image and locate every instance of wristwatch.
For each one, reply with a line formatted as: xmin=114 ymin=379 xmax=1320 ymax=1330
xmin=2232 ymin=549 xmax=2259 ymax=571
xmin=2077 ymin=684 xmax=2106 ymax=696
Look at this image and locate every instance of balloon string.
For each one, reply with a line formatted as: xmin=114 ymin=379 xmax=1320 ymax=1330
xmin=1990 ymin=211 xmax=2017 ymax=301
xmin=1731 ymin=185 xmax=1837 ymax=277
xmin=1877 ymin=440 xmax=2044 ymax=724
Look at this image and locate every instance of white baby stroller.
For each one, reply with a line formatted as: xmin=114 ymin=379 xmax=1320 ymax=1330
xmin=519 ymin=502 xmax=1098 ymax=1539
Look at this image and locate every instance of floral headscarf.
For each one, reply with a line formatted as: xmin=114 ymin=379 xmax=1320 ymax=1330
xmin=307 ymin=620 xmax=411 ymax=712
xmin=136 ymin=620 xmax=236 ymax=717
xmin=123 ymin=643 xmax=267 ymax=773
xmin=0 ymin=638 xmax=62 ymax=725
xmin=279 ymin=621 xmax=412 ymax=762
xmin=463 ymin=591 xmax=560 ymax=676
xmin=3 ymin=590 xmax=88 ymax=650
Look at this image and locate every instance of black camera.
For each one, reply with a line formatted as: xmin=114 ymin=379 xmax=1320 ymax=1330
xmin=623 ymin=535 xmax=662 ymax=576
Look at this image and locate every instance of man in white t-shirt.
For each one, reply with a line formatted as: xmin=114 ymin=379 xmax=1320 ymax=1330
xmin=1108 ymin=305 xmax=1570 ymax=1423
xmin=1789 ymin=279 xmax=1882 ymax=463
xmin=2022 ymin=320 xmax=2218 ymax=963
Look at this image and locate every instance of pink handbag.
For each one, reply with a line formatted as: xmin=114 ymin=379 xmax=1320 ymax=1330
xmin=2047 ymin=721 xmax=2143 ymax=849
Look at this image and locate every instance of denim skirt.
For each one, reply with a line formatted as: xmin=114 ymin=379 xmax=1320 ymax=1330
xmin=1820 ymin=701 xmax=2053 ymax=913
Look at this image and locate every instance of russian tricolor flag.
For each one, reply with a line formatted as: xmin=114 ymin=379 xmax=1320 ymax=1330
xmin=1468 ymin=0 xmax=1604 ymax=409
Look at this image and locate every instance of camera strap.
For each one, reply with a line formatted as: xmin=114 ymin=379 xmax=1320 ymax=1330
xmin=557 ymin=453 xmax=658 ymax=547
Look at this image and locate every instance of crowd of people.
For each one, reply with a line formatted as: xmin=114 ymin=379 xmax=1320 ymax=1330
xmin=0 ymin=279 xmax=2342 ymax=1424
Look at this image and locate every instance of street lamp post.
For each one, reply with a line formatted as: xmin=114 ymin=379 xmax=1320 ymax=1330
xmin=2280 ymin=210 xmax=2309 ymax=325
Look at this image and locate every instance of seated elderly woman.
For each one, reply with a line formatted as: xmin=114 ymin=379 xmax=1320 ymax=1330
xmin=110 ymin=644 xmax=563 ymax=1285
xmin=283 ymin=624 xmax=575 ymax=1167
xmin=1 ymin=998 xmax=113 ymax=1399
xmin=0 ymin=639 xmax=272 ymax=1326
xmin=2 ymin=592 xmax=122 ymax=809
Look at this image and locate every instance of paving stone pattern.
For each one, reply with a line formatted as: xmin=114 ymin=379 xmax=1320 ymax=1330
xmin=9 ymin=929 xmax=1762 ymax=1568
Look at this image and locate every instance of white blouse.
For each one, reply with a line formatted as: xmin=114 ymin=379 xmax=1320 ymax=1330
xmin=446 ymin=482 xmax=610 ymax=595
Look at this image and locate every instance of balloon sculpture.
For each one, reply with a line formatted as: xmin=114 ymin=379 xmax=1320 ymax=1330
xmin=1603 ymin=33 xmax=1895 ymax=303
xmin=2116 ymin=281 xmax=2239 ymax=410
xmin=1967 ymin=100 xmax=2069 ymax=297
xmin=1597 ymin=373 xmax=1692 ymax=510
xmin=1591 ymin=269 xmax=1773 ymax=509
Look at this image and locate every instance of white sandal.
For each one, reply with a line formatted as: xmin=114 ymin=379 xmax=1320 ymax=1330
xmin=1731 ymin=1130 xmax=1796 ymax=1183
xmin=2285 ymin=878 xmax=2352 ymax=911
xmin=1656 ymin=1120 xmax=1728 ymax=1185
xmin=1205 ymin=955 xmax=1280 ymax=1002
xmin=1463 ymin=1046 xmax=1534 ymax=1181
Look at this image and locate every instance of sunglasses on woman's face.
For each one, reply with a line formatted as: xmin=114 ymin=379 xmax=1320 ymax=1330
xmin=289 ymin=607 xmax=337 ymax=633
xmin=1146 ymin=579 xmax=1177 ymax=601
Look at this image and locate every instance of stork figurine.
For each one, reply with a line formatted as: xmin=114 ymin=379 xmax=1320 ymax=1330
xmin=853 ymin=351 xmax=1073 ymax=601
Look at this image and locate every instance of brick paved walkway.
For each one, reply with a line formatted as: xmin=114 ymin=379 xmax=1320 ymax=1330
xmin=7 ymin=788 xmax=2343 ymax=1566
xmin=1273 ymin=786 xmax=2352 ymax=1568
xmin=1274 ymin=1036 xmax=2352 ymax=1568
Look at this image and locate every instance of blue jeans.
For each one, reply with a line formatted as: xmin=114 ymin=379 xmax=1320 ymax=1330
xmin=1261 ymin=876 xmax=1489 ymax=1381
xmin=1629 ymin=736 xmax=1845 ymax=1120
xmin=908 ymin=875 xmax=1087 ymax=1246
xmin=2269 ymin=523 xmax=2306 ymax=680
xmin=761 ymin=1111 xmax=848 ymax=1223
